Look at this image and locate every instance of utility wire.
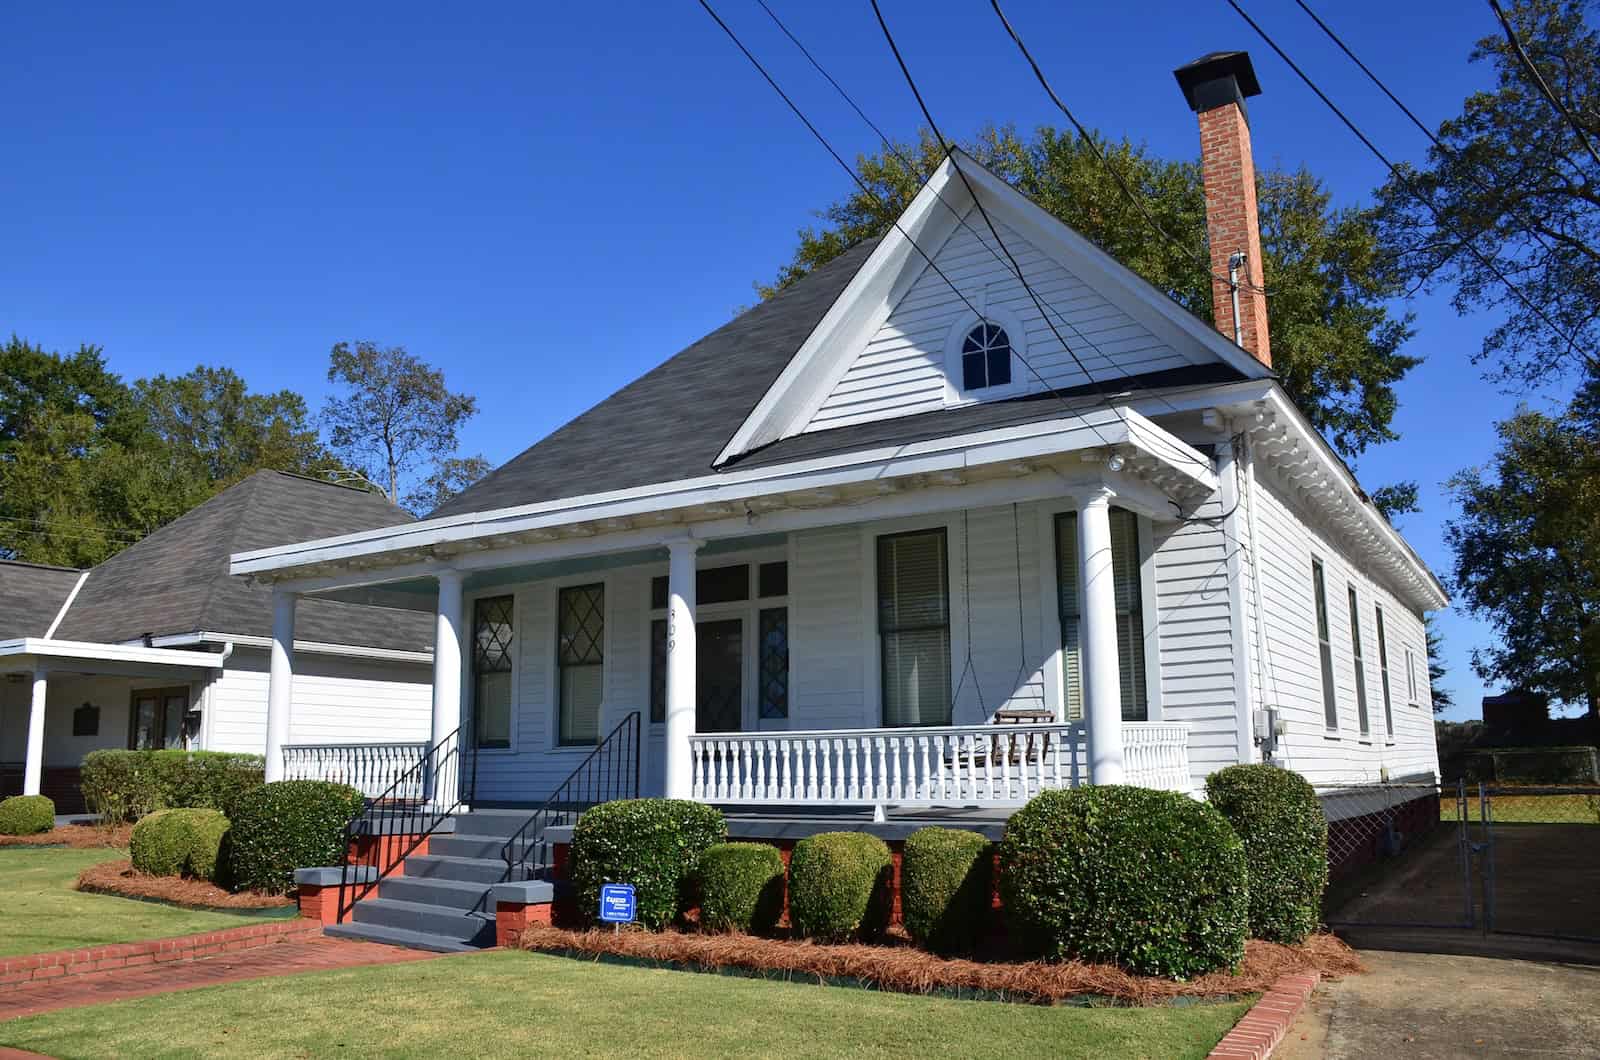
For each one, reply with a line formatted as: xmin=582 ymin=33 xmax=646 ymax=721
xmin=868 ymin=0 xmax=1134 ymax=429
xmin=1487 ymin=0 xmax=1600 ymax=170
xmin=754 ymin=0 xmax=1233 ymax=425
xmin=1224 ymin=0 xmax=1590 ymax=365
xmin=696 ymin=0 xmax=1124 ymax=449
xmin=987 ymin=0 xmax=1270 ymax=297
xmin=1292 ymin=0 xmax=1579 ymax=266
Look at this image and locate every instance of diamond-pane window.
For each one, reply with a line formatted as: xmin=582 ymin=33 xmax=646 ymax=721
xmin=759 ymin=608 xmax=789 ymax=720
xmin=649 ymin=618 xmax=667 ymax=723
xmin=473 ymin=595 xmax=514 ymax=749
xmin=960 ymin=322 xmax=1012 ymax=391
xmin=557 ymin=584 xmax=604 ymax=745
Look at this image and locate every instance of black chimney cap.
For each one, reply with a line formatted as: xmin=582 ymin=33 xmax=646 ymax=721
xmin=1174 ymin=51 xmax=1261 ymax=115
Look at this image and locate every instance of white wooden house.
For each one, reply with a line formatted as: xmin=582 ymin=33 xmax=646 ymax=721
xmin=230 ymin=52 xmax=1445 ymax=820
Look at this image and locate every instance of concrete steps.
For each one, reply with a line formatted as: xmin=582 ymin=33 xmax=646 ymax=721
xmin=324 ymin=808 xmax=536 ymax=952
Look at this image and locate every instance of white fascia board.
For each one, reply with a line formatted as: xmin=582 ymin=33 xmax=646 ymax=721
xmin=714 ymin=159 xmax=971 ymax=465
xmin=42 ymin=571 xmax=89 ymax=639
xmin=144 ymin=631 xmax=432 ymax=665
xmin=946 ymin=151 xmax=1274 ymax=385
xmin=232 ymin=405 xmax=1212 ymax=580
xmin=0 ymin=638 xmax=228 ymax=670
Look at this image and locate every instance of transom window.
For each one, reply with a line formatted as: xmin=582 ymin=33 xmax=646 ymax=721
xmin=960 ymin=321 xmax=1013 ymax=392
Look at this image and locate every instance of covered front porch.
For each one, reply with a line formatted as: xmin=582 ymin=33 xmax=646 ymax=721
xmin=237 ymin=403 xmax=1225 ymax=814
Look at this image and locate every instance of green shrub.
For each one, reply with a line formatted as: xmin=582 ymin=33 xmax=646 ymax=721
xmin=129 ymin=808 xmax=231 ymax=881
xmin=1205 ymin=764 xmax=1329 ymax=944
xmin=1000 ymin=786 xmax=1248 ymax=978
xmin=224 ymin=780 xmax=364 ymax=895
xmin=787 ymin=832 xmax=893 ymax=943
xmin=80 ymin=750 xmax=264 ymax=823
xmin=0 ymin=795 xmax=55 ymax=836
xmin=698 ymin=843 xmax=785 ymax=935
xmin=901 ymin=827 xmax=992 ymax=954
xmin=570 ymin=799 xmax=726 ymax=930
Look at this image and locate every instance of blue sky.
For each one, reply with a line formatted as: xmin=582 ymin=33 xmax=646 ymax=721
xmin=1 ymin=1 xmax=1568 ymax=720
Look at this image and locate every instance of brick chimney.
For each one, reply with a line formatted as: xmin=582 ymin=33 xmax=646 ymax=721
xmin=1175 ymin=51 xmax=1271 ymax=368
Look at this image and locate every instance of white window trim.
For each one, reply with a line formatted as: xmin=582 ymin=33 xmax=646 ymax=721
xmin=463 ymin=587 xmax=521 ymax=757
xmin=942 ymin=306 xmax=1029 ymax=406
xmin=546 ymin=572 xmax=613 ymax=753
xmin=1036 ymin=498 xmax=1164 ymax=724
xmin=861 ymin=513 xmax=968 ymax=727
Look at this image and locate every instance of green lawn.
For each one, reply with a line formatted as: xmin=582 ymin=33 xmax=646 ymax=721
xmin=1441 ymin=792 xmax=1600 ymax=824
xmin=0 ymin=847 xmax=284 ymax=957
xmin=0 ymin=949 xmax=1251 ymax=1059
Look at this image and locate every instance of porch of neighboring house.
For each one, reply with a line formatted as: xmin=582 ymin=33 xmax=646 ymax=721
xmin=0 ymin=640 xmax=226 ymax=813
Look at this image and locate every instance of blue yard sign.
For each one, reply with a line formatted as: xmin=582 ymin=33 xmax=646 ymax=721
xmin=599 ymin=883 xmax=636 ymax=924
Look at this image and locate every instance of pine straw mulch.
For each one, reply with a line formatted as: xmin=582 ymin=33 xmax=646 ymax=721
xmin=0 ymin=823 xmax=134 ymax=848
xmin=75 ymin=859 xmax=293 ymax=910
xmin=517 ymin=924 xmax=1362 ymax=1006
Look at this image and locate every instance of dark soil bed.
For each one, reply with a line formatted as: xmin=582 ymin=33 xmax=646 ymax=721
xmin=75 ymin=859 xmax=293 ymax=911
xmin=518 ymin=924 xmax=1360 ymax=1006
xmin=0 ymin=823 xmax=133 ymax=849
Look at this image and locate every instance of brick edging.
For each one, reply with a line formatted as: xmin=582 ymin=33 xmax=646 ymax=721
xmin=0 ymin=919 xmax=320 ymax=992
xmin=1208 ymin=971 xmax=1319 ymax=1060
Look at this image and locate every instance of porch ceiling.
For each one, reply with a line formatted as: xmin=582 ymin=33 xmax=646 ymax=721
xmin=235 ymin=404 xmax=1216 ymax=596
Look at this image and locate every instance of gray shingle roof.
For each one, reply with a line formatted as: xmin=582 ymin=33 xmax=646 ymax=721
xmin=429 ymin=240 xmax=880 ymax=519
xmin=0 ymin=561 xmax=83 ymax=640
xmin=51 ymin=471 xmax=433 ymax=652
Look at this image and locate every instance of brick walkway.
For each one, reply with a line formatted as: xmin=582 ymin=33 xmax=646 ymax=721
xmin=0 ymin=935 xmax=437 ymax=1022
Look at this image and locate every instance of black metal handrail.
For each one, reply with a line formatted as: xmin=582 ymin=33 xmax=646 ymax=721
xmin=336 ymin=727 xmax=469 ymax=922
xmin=502 ymin=711 xmax=641 ymax=881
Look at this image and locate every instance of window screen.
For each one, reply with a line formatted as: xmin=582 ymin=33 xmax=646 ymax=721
xmin=877 ymin=529 xmax=951 ymax=727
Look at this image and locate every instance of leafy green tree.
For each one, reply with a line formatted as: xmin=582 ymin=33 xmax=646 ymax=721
xmin=321 ymin=341 xmax=485 ymax=512
xmin=1373 ymin=0 xmax=1599 ymax=387
xmin=1426 ymin=616 xmax=1456 ymax=715
xmin=761 ymin=125 xmax=1419 ymax=462
xmin=1445 ymin=365 xmax=1600 ymax=719
xmin=403 ymin=455 xmax=493 ymax=515
xmin=0 ymin=335 xmax=135 ymax=445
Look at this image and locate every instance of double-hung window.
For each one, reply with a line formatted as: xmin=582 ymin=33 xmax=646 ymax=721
xmin=557 ymin=584 xmax=604 ymax=745
xmin=472 ymin=596 xmax=514 ymax=749
xmin=1348 ymin=585 xmax=1370 ymax=736
xmin=1375 ymin=606 xmax=1394 ymax=737
xmin=877 ymin=529 xmax=952 ymax=727
xmin=1055 ymin=508 xmax=1148 ymax=721
xmin=1312 ymin=559 xmax=1338 ymax=730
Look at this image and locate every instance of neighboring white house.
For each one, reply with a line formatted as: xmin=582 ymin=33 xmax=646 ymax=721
xmin=0 ymin=470 xmax=435 ymax=812
xmin=228 ymin=52 xmax=1445 ymax=816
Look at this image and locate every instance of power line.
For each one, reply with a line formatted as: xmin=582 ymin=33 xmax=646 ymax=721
xmin=1486 ymin=0 xmax=1600 ymax=170
xmin=986 ymin=0 xmax=1270 ymax=297
xmin=753 ymin=0 xmax=1228 ymax=424
xmin=1291 ymin=0 xmax=1584 ymax=268
xmin=867 ymin=0 xmax=1134 ymax=429
xmin=696 ymin=0 xmax=1123 ymax=449
xmin=1224 ymin=0 xmax=1592 ymax=367
xmin=0 ymin=514 xmax=142 ymax=540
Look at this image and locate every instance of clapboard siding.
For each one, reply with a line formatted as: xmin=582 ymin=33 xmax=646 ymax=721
xmin=806 ymin=214 xmax=1215 ymax=433
xmin=205 ymin=648 xmax=431 ymax=755
xmin=1249 ymin=464 xmax=1439 ymax=786
xmin=790 ymin=524 xmax=870 ymax=730
xmin=1151 ymin=495 xmax=1243 ymax=787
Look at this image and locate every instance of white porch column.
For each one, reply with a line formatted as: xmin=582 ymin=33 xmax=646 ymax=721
xmin=263 ymin=590 xmax=296 ymax=783
xmin=663 ymin=537 xmax=703 ymax=800
xmin=22 ymin=670 xmax=47 ymax=797
xmin=1079 ymin=489 xmax=1126 ymax=785
xmin=431 ymin=568 xmax=465 ymax=768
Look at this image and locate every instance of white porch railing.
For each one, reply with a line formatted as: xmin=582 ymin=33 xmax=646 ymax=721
xmin=688 ymin=722 xmax=1190 ymax=809
xmin=281 ymin=742 xmax=428 ymax=800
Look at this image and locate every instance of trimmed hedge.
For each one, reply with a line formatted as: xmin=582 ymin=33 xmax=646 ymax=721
xmin=698 ymin=843 xmax=785 ymax=935
xmin=129 ymin=808 xmax=231 ymax=882
xmin=787 ymin=832 xmax=893 ymax=943
xmin=0 ymin=795 xmax=55 ymax=836
xmin=570 ymin=799 xmax=726 ymax=930
xmin=80 ymin=750 xmax=264 ymax=823
xmin=224 ymin=780 xmax=364 ymax=895
xmin=1000 ymin=786 xmax=1248 ymax=978
xmin=901 ymin=827 xmax=992 ymax=955
xmin=1205 ymin=764 xmax=1329 ymax=944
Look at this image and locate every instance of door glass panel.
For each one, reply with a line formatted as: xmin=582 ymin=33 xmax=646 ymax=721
xmin=162 ymin=694 xmax=188 ymax=749
xmin=696 ymin=619 xmax=743 ymax=733
xmin=130 ymin=696 xmax=159 ymax=750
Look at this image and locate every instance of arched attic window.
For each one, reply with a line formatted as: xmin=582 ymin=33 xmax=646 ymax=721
xmin=945 ymin=309 xmax=1025 ymax=402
